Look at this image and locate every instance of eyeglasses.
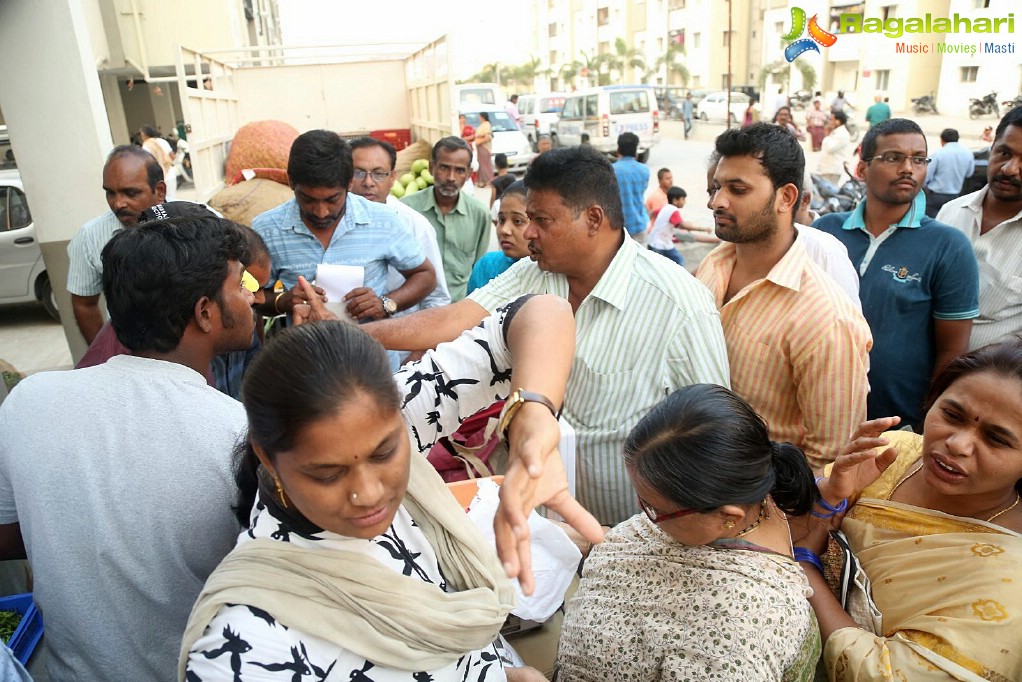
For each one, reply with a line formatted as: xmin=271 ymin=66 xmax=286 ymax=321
xmin=638 ymin=495 xmax=699 ymax=524
xmin=240 ymin=269 xmax=260 ymax=293
xmin=352 ymin=169 xmax=392 ymax=183
xmin=864 ymin=152 xmax=931 ymax=167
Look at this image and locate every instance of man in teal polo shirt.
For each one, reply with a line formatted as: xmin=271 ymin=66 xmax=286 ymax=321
xmin=402 ymin=137 xmax=490 ymax=301
xmin=814 ymin=118 xmax=979 ymax=430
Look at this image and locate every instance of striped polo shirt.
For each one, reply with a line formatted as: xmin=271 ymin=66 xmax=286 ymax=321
xmin=66 ymin=211 xmax=123 ymax=297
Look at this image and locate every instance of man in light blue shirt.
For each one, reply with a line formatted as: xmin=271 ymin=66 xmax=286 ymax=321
xmin=681 ymin=92 xmax=694 ymax=139
xmin=923 ymin=128 xmax=975 ymax=217
xmin=612 ymin=132 xmax=650 ymax=245
xmin=252 ymin=130 xmax=435 ymax=323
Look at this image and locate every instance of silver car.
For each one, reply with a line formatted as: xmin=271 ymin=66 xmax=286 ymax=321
xmin=0 ymin=169 xmax=58 ymax=320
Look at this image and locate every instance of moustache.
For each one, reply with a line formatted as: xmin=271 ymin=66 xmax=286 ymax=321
xmin=992 ymin=174 xmax=1022 ymax=188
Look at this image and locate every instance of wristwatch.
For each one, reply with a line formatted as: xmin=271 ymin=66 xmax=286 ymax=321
xmin=497 ymin=389 xmax=559 ymax=442
xmin=381 ymin=295 xmax=398 ymax=317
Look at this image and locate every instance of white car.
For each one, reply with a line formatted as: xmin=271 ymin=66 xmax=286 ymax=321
xmin=461 ymin=107 xmax=535 ymax=172
xmin=0 ymin=169 xmax=58 ymax=319
xmin=518 ymin=92 xmax=567 ymax=150
xmin=695 ymin=91 xmax=750 ymax=124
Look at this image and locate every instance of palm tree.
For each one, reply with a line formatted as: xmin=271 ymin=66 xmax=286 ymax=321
xmin=656 ymin=39 xmax=689 ymax=87
xmin=609 ymin=38 xmax=646 ymax=83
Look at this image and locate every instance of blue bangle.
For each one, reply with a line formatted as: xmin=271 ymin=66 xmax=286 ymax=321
xmin=809 ymin=496 xmax=850 ymax=517
xmin=815 ymin=476 xmax=825 ymax=486
xmin=793 ymin=546 xmax=824 ymax=573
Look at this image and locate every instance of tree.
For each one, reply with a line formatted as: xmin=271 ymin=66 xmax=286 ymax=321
xmin=602 ymin=38 xmax=646 ymax=84
xmin=656 ymin=39 xmax=689 ymax=87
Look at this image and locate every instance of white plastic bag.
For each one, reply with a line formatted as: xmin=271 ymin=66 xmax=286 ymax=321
xmin=466 ymin=478 xmax=580 ymax=621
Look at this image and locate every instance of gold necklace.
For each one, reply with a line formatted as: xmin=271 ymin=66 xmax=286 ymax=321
xmin=733 ymin=501 xmax=767 ymax=539
xmin=987 ymin=493 xmax=1021 ymax=524
xmin=890 ymin=460 xmax=1020 ymax=524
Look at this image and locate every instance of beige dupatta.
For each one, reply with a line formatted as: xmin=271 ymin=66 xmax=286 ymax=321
xmin=177 ymin=452 xmax=514 ymax=679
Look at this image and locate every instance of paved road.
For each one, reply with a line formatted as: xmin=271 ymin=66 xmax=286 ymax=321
xmin=0 ymin=108 xmax=987 ymax=377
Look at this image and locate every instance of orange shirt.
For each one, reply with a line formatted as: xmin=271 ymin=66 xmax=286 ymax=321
xmin=696 ymin=238 xmax=872 ymax=467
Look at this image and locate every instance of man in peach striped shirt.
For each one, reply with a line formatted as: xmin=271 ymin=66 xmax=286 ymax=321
xmin=698 ymin=123 xmax=871 ymax=467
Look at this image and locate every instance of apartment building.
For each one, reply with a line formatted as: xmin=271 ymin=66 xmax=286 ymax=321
xmin=529 ymin=0 xmax=1020 ymax=116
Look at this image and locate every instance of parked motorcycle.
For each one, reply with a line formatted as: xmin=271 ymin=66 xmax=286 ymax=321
xmin=789 ymin=90 xmax=813 ymax=111
xmin=1001 ymin=94 xmax=1022 ymax=112
xmin=911 ymin=94 xmax=939 ymax=114
xmin=969 ymin=92 xmax=1000 ymax=119
xmin=811 ymin=163 xmax=865 ymax=215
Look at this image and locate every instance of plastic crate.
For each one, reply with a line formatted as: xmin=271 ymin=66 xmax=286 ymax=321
xmin=370 ymin=128 xmax=412 ymax=151
xmin=0 ymin=593 xmax=43 ymax=666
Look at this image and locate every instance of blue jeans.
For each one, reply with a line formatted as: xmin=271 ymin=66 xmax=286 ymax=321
xmin=650 ymin=246 xmax=685 ymax=267
xmin=683 ymin=116 xmax=693 ymax=138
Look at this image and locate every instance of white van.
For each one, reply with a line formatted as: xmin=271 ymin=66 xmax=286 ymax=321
xmin=518 ymin=92 xmax=567 ymax=150
xmin=453 ymin=83 xmax=504 ymax=108
xmin=552 ymin=85 xmax=660 ymax=162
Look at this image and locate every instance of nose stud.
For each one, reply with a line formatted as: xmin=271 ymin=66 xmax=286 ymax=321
xmin=351 ymin=492 xmax=358 ymax=501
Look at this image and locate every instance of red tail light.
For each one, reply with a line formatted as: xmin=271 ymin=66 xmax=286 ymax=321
xmin=653 ymin=110 xmax=660 ymax=134
xmin=534 ymin=118 xmax=540 ymax=132
xmin=601 ymin=113 xmax=609 ymax=137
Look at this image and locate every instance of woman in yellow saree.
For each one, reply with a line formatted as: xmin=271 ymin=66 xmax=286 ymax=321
xmin=795 ymin=339 xmax=1022 ymax=681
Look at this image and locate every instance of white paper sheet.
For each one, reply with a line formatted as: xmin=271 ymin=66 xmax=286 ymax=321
xmin=315 ymin=264 xmax=364 ymax=323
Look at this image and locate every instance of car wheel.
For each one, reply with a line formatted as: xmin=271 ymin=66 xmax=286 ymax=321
xmin=38 ymin=274 xmax=59 ymax=321
xmin=729 ymin=112 xmax=738 ymax=125
xmin=637 ymin=150 xmax=649 ymax=164
xmin=699 ymin=112 xmax=708 ymax=121
xmin=549 ymin=133 xmax=559 ymax=148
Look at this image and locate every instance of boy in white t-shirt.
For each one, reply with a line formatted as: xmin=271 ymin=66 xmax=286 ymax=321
xmin=647 ymin=186 xmax=688 ymax=266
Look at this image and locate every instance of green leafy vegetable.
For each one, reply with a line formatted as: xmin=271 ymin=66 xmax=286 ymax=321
xmin=0 ymin=609 xmax=21 ymax=644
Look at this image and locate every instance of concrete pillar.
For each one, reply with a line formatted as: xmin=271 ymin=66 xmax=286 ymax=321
xmin=0 ymin=0 xmax=114 ymax=363
xmin=101 ymin=73 xmax=131 ymax=146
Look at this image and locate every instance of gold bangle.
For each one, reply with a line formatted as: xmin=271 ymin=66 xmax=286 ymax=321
xmin=274 ymin=291 xmax=286 ymax=314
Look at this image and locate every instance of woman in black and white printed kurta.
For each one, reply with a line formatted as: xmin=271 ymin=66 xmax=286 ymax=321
xmin=183 ymin=297 xmax=555 ymax=681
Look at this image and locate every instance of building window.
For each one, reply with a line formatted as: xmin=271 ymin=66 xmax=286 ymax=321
xmin=722 ymin=31 xmax=731 ymax=47
xmin=550 ymin=50 xmax=558 ymax=65
xmin=657 ymin=37 xmax=664 ymax=50
xmin=875 ymin=69 xmax=890 ymax=90
xmin=598 ymin=40 xmax=610 ymax=55
xmin=597 ymin=7 xmax=609 ymax=25
xmin=548 ymin=22 xmax=557 ymax=37
xmin=775 ymin=21 xmax=783 ymax=33
xmin=692 ymin=75 xmax=700 ymax=87
xmin=961 ymin=66 xmax=979 ymax=82
xmin=692 ymin=32 xmax=700 ymax=49
xmin=669 ymin=0 xmax=685 ymax=8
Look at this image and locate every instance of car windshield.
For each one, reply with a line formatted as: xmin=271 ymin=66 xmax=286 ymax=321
xmin=540 ymin=97 xmax=565 ymax=113
xmin=460 ymin=89 xmax=498 ymax=105
xmin=463 ymin=111 xmax=519 ymax=132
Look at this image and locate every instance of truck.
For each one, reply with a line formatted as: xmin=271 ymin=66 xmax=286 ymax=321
xmin=174 ymin=38 xmax=459 ymax=201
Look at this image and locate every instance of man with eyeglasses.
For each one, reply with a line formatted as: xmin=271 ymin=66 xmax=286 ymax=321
xmin=401 ymin=136 xmax=491 ymax=301
xmin=252 ymin=130 xmax=435 ymax=333
xmin=815 ymin=118 xmax=979 ymax=430
xmin=348 ymin=137 xmax=450 ymax=319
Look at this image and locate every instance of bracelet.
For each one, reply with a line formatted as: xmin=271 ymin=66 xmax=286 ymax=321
xmin=274 ymin=291 xmax=286 ymax=314
xmin=812 ymin=496 xmax=849 ymax=518
xmin=793 ymin=546 xmax=824 ymax=573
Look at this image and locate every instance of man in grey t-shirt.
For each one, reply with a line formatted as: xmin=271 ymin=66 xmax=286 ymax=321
xmin=0 ymin=216 xmax=257 ymax=680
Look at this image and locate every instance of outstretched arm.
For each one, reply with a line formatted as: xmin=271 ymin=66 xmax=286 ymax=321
xmin=493 ymin=296 xmax=604 ymax=594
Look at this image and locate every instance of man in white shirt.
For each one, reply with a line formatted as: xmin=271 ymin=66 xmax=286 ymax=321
xmin=505 ymin=94 xmax=522 ymax=129
xmin=348 ymin=137 xmax=451 ymax=315
xmin=937 ymin=107 xmax=1022 ymax=349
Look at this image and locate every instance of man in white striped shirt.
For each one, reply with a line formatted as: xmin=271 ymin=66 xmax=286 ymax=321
xmin=67 ymin=146 xmax=166 ymax=343
xmin=357 ymin=145 xmax=731 ymax=525
xmin=937 ymin=107 xmax=1022 ymax=350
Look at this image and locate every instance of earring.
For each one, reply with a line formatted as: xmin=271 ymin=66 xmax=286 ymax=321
xmin=723 ymin=519 xmax=736 ymax=530
xmin=274 ymin=478 xmax=288 ymax=509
